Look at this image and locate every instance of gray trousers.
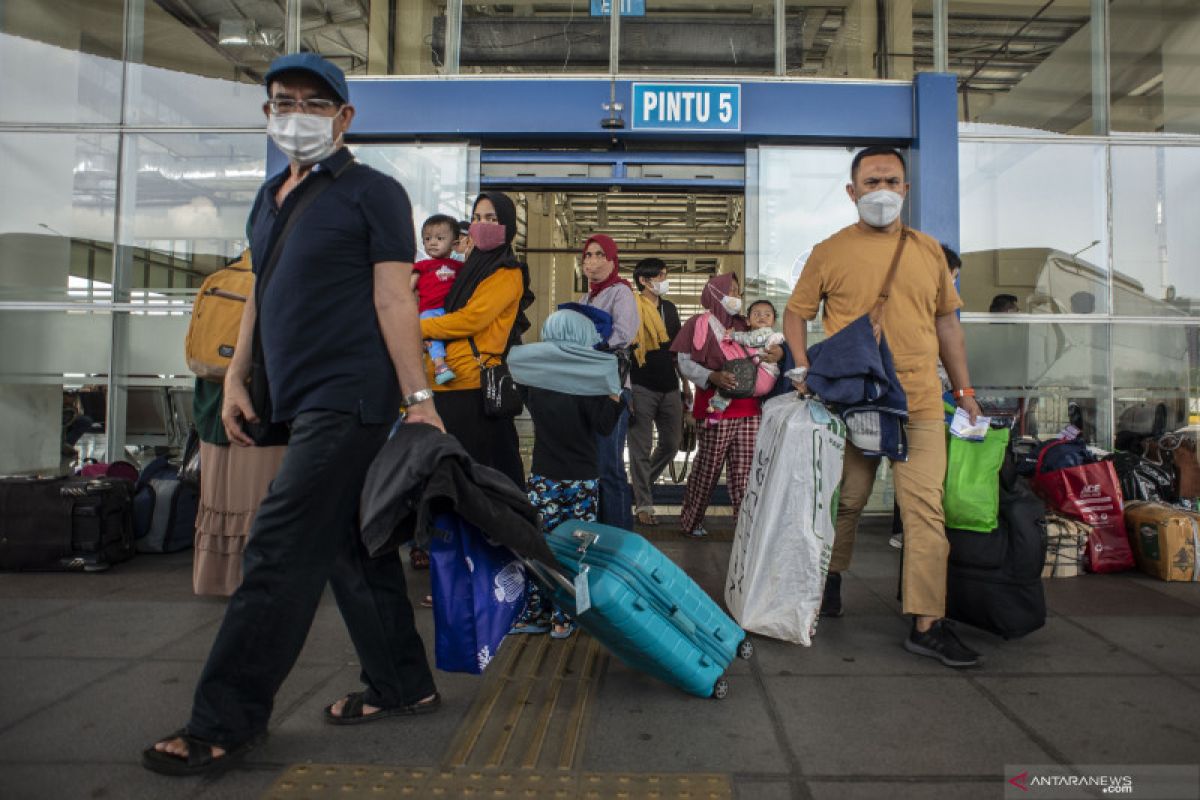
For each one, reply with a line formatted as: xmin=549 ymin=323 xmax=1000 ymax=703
xmin=628 ymin=384 xmax=683 ymax=512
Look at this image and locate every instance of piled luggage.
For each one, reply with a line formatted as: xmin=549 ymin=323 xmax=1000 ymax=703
xmin=1028 ymin=436 xmax=1133 ymax=573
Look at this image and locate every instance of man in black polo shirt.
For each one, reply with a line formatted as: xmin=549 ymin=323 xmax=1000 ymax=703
xmin=144 ymin=54 xmax=443 ymax=775
xmin=628 ymin=258 xmax=692 ymax=527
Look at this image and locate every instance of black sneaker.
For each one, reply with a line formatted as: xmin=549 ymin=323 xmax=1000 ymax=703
xmin=904 ymin=619 xmax=981 ymax=668
xmin=820 ymin=572 xmax=843 ymax=618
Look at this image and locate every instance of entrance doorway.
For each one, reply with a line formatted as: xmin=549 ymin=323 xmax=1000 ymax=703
xmin=504 ymin=189 xmax=747 ymax=336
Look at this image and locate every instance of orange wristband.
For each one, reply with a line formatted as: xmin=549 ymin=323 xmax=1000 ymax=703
xmin=953 ymin=387 xmax=976 ymax=399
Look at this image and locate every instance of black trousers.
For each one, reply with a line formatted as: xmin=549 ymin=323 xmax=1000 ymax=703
xmin=434 ymin=388 xmax=524 ymax=489
xmin=187 ymin=409 xmax=435 ymax=745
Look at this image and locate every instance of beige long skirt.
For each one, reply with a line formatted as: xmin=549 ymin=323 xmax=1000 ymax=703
xmin=193 ymin=442 xmax=287 ymax=596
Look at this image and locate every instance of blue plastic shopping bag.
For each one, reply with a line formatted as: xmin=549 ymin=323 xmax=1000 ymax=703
xmin=429 ymin=513 xmax=526 ymax=674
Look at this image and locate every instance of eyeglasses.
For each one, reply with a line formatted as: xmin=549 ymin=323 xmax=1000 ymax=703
xmin=265 ymin=98 xmax=341 ymax=115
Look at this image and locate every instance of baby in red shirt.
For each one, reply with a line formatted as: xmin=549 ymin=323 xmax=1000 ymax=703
xmin=411 ymin=214 xmax=465 ymax=384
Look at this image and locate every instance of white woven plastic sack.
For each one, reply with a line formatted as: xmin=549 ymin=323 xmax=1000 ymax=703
xmin=725 ymin=395 xmax=846 ymax=645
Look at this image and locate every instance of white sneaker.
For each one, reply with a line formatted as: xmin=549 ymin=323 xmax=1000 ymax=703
xmin=889 ymin=533 xmax=904 ymax=549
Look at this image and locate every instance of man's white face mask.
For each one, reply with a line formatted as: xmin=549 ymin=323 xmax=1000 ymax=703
xmin=267 ymin=112 xmax=339 ymax=165
xmin=650 ymin=278 xmax=670 ymax=296
xmin=856 ymin=189 xmax=905 ymax=228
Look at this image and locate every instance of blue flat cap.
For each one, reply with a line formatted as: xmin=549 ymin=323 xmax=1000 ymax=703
xmin=264 ymin=53 xmax=349 ymax=104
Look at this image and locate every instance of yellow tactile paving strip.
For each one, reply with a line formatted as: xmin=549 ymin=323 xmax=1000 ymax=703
xmin=265 ymin=614 xmax=734 ymax=797
xmin=445 ymin=630 xmax=604 ymax=770
xmin=263 ymin=764 xmax=732 ymax=799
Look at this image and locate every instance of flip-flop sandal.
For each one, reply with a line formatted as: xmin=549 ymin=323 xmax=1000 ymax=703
xmin=550 ymin=621 xmax=578 ymax=640
xmin=323 ymin=691 xmax=441 ymax=726
xmin=636 ymin=512 xmax=659 ymax=527
xmin=141 ymin=728 xmax=265 ymax=777
xmin=420 ymin=595 xmax=433 ymax=608
xmin=410 ymin=547 xmax=430 ymax=570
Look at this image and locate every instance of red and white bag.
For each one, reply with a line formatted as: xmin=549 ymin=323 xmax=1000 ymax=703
xmin=1032 ymin=440 xmax=1133 ymax=573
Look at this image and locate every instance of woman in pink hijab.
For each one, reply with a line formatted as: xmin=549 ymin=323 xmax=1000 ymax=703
xmin=670 ymin=273 xmax=767 ymax=538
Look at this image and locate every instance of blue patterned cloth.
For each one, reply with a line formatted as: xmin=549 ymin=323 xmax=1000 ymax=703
xmin=514 ymin=474 xmax=599 ymax=629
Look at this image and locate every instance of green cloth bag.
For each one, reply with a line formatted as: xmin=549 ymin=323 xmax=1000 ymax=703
xmin=943 ymin=425 xmax=1010 ymax=532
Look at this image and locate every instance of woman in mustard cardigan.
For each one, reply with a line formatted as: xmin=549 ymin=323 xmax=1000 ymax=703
xmin=419 ymin=192 xmax=532 ymax=487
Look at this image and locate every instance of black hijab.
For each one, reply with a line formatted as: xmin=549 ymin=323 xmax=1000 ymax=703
xmin=443 ymin=192 xmax=534 ymax=348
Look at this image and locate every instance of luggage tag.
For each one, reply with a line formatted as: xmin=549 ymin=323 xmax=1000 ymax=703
xmin=574 ymin=565 xmax=592 ymax=615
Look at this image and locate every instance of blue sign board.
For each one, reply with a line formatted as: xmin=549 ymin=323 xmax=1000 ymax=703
xmin=631 ymin=83 xmax=741 ymax=132
xmin=589 ymin=0 xmax=645 ymax=16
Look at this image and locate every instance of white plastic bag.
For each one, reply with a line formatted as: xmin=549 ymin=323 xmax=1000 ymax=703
xmin=725 ymin=395 xmax=846 ymax=645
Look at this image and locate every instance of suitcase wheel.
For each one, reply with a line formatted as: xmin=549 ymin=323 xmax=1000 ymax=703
xmin=737 ymin=639 xmax=754 ymax=660
xmin=711 ymin=677 xmax=730 ymax=700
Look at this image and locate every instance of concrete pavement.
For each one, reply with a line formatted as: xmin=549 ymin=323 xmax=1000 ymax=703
xmin=1 ymin=516 xmax=1198 ymax=799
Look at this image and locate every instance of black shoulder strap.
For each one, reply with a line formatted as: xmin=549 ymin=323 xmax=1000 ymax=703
xmin=254 ymin=159 xmax=356 ymax=312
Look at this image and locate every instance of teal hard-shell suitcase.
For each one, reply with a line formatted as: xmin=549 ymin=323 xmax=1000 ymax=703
xmin=535 ymin=520 xmax=753 ymax=699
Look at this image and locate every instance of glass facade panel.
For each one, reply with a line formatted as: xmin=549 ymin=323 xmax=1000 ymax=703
xmin=964 ymin=321 xmax=1111 ymax=445
xmin=118 ymin=134 xmax=265 ymax=295
xmin=0 ymin=133 xmax=119 ymax=302
xmin=0 ymin=309 xmax=112 ymax=474
xmin=751 ymin=145 xmax=859 ymax=306
xmin=458 ymin=0 xmax=608 ymax=74
xmin=351 ymin=144 xmax=478 ymax=256
xmin=123 ymin=0 xmax=274 ymax=126
xmin=621 ymin=1 xmax=774 ymax=76
xmin=950 ymin=0 xmax=1098 ymax=134
xmin=0 ymin=0 xmax=125 ymax=124
xmin=1112 ymin=323 xmax=1199 ymax=448
xmin=1111 ymin=145 xmax=1200 ymax=317
xmin=958 ymin=140 xmax=1108 ymax=314
xmin=1109 ymin=0 xmax=1200 ymax=135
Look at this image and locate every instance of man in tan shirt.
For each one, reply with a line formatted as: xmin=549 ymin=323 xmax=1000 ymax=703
xmin=783 ymin=146 xmax=985 ymax=668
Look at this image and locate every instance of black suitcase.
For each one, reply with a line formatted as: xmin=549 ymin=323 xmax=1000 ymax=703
xmin=0 ymin=476 xmax=136 ymax=572
xmin=945 ymin=467 xmax=1048 ymax=640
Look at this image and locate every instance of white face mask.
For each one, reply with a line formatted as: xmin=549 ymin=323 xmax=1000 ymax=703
xmin=721 ymin=295 xmax=743 ymax=315
xmin=267 ymin=112 xmax=340 ymax=165
xmin=650 ymin=279 xmax=670 ymax=296
xmin=856 ymin=189 xmax=905 ymax=228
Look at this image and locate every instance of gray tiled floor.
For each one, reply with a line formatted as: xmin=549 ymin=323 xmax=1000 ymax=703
xmin=1 ymin=517 xmax=1198 ymax=800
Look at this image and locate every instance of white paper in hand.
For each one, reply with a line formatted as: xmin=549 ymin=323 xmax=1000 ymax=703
xmin=949 ymin=407 xmax=991 ymax=441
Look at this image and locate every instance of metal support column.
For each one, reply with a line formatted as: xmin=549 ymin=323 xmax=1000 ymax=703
xmin=286 ymin=0 xmax=302 ymax=54
xmin=1090 ymin=0 xmax=1109 ymax=135
xmin=932 ymin=0 xmax=948 ymax=73
xmin=774 ymin=0 xmax=786 ymax=76
xmin=446 ymin=0 xmax=462 ymax=74
xmin=609 ymin=0 xmax=621 ymax=75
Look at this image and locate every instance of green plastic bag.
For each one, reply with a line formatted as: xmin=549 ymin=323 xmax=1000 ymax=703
xmin=943 ymin=425 xmax=1010 ymax=532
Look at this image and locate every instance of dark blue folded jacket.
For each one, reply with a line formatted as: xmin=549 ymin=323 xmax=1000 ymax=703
xmin=806 ymin=314 xmax=909 ymax=461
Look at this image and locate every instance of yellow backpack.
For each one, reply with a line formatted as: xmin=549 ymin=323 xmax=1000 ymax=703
xmin=185 ymin=252 xmax=254 ymax=381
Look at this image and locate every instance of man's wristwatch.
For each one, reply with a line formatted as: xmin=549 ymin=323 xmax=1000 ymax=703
xmin=402 ymin=388 xmax=434 ymax=407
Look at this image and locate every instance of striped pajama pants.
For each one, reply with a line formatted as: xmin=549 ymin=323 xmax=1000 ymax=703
xmin=678 ymin=415 xmax=760 ymax=534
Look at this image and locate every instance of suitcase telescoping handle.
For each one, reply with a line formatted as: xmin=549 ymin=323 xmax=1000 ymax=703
xmin=522 ymin=558 xmax=576 ymax=598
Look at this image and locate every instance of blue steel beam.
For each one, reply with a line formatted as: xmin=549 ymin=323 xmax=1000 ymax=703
xmin=910 ymin=72 xmax=960 ymax=251
xmin=346 ymin=78 xmax=914 ymax=142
